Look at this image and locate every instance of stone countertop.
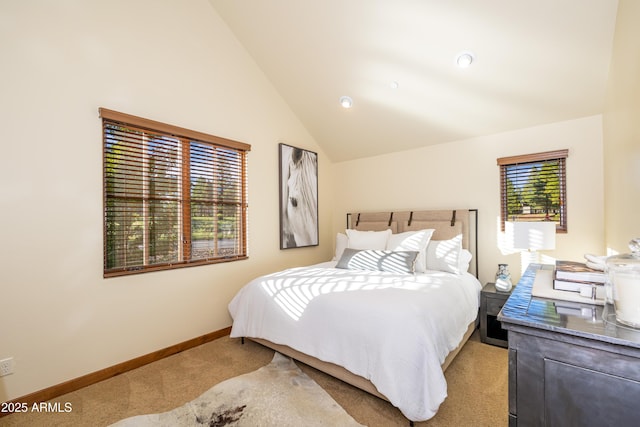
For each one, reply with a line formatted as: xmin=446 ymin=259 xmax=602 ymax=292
xmin=498 ymin=263 xmax=640 ymax=349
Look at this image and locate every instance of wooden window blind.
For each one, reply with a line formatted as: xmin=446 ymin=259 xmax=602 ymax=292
xmin=497 ymin=149 xmax=568 ymax=233
xmin=100 ymin=108 xmax=250 ymax=277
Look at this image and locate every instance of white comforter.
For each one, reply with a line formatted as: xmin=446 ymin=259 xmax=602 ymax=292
xmin=228 ymin=261 xmax=481 ymax=422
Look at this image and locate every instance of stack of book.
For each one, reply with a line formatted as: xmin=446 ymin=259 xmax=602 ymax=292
xmin=553 ymin=260 xmax=607 ymax=297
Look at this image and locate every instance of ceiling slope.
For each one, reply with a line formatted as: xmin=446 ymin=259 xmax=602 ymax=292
xmin=210 ymin=0 xmax=618 ymax=162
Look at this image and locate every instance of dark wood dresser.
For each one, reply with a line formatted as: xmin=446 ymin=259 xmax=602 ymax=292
xmin=498 ymin=264 xmax=640 ymax=427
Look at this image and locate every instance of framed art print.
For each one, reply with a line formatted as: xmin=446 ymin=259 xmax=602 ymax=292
xmin=279 ymin=143 xmax=318 ymax=249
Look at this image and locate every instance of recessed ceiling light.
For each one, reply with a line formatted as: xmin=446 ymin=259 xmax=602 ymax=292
xmin=390 ymin=80 xmax=399 ymax=89
xmin=339 ymin=96 xmax=353 ymax=108
xmin=456 ymin=51 xmax=475 ymax=68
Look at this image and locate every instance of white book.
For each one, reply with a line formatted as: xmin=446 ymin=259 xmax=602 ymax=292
xmin=555 ymin=260 xmax=606 ymax=284
xmin=553 ymin=278 xmax=604 ymax=293
xmin=532 ymin=267 xmax=604 ymax=305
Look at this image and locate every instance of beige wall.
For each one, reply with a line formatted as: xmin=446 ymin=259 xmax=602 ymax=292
xmin=0 ymin=1 xmax=333 ymax=401
xmin=332 ymin=115 xmax=605 ymax=284
xmin=603 ymin=0 xmax=640 ymax=254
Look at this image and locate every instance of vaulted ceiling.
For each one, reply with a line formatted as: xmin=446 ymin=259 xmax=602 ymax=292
xmin=209 ymin=0 xmax=619 ymax=162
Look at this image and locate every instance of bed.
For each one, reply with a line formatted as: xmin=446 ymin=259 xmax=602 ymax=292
xmin=228 ymin=209 xmax=481 ymax=422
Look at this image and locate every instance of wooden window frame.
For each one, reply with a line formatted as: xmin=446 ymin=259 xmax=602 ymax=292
xmin=100 ymin=108 xmax=250 ymax=277
xmin=497 ymin=149 xmax=568 ymax=233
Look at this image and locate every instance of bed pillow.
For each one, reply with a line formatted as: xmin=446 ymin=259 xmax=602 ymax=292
xmin=459 ymin=249 xmax=473 ymax=273
xmin=345 ymin=228 xmax=392 ymax=250
xmin=425 ymin=234 xmax=463 ymax=274
xmin=333 ymin=232 xmax=348 ymax=261
xmin=386 ymin=229 xmax=434 ymax=273
xmin=336 ymin=248 xmax=419 ymax=274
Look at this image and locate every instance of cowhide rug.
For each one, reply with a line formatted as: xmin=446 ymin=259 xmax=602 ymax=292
xmin=110 ymin=352 xmax=364 ymax=426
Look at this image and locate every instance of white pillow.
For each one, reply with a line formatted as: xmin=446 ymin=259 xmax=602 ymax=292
xmin=345 ymin=228 xmax=392 ymax=250
xmin=333 ymin=232 xmax=348 ymax=261
xmin=425 ymin=234 xmax=463 ymax=274
xmin=386 ymin=229 xmax=435 ymax=273
xmin=459 ymin=249 xmax=473 ymax=273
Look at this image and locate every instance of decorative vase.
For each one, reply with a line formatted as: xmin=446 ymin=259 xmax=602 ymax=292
xmin=495 ymin=263 xmax=513 ymax=292
xmin=606 ymin=238 xmax=640 ymax=328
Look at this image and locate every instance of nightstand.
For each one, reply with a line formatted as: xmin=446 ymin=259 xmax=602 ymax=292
xmin=480 ymin=282 xmax=511 ymax=348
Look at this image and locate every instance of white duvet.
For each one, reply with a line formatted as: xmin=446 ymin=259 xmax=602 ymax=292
xmin=228 ymin=261 xmax=481 ymax=422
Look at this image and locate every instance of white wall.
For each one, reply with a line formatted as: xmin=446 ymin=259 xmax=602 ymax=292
xmin=332 ymin=115 xmax=605 ymax=284
xmin=0 ymin=0 xmax=333 ymax=401
xmin=603 ymin=0 xmax=640 ymax=253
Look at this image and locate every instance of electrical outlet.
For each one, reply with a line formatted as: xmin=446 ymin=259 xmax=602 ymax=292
xmin=0 ymin=358 xmax=14 ymax=376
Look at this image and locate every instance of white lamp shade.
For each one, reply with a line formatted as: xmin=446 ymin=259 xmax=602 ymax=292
xmin=506 ymin=221 xmax=556 ymax=250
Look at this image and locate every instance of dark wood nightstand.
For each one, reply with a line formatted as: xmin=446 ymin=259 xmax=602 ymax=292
xmin=480 ymin=282 xmax=511 ymax=347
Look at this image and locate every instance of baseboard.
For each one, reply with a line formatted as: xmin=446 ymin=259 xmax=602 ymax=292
xmin=0 ymin=326 xmax=231 ymax=416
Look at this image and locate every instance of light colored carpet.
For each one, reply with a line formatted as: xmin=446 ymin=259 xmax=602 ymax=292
xmin=109 ymin=352 xmax=363 ymax=427
xmin=1 ymin=331 xmax=508 ymax=426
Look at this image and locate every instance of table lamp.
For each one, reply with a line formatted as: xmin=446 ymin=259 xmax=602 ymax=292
xmin=506 ymin=221 xmax=556 ymax=271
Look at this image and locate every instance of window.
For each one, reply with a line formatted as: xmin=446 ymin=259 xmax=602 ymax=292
xmin=497 ymin=149 xmax=568 ymax=232
xmin=100 ymin=108 xmax=250 ymax=277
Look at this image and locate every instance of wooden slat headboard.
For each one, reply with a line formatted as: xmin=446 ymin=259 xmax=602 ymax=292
xmin=346 ymin=209 xmax=478 ymax=277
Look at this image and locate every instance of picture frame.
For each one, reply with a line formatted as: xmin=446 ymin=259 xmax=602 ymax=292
xmin=279 ymin=143 xmax=319 ymax=249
